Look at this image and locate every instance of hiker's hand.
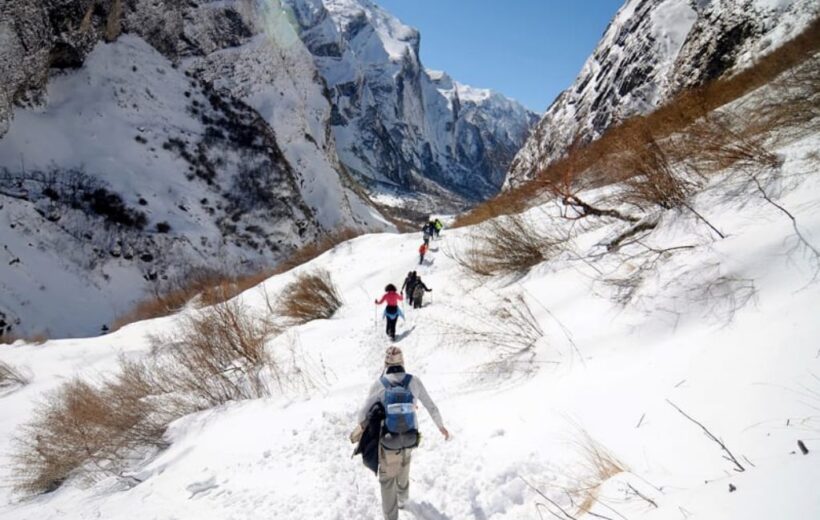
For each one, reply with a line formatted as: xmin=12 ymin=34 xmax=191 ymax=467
xmin=374 ymin=299 xmax=378 ymax=304
xmin=440 ymin=426 xmax=450 ymax=440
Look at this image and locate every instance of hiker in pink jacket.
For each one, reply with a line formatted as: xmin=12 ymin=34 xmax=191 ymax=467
xmin=375 ymin=284 xmax=403 ymax=340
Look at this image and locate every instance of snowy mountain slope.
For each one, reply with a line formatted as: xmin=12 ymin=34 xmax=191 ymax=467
xmin=1 ymin=91 xmax=818 ymax=519
xmin=0 ymin=1 xmax=392 ymax=337
xmin=284 ymin=0 xmax=538 ymax=205
xmin=0 ymin=35 xmax=319 ymax=338
xmin=507 ymin=0 xmax=819 ymax=187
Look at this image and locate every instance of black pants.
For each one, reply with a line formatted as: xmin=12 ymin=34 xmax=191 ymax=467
xmin=385 ymin=305 xmax=398 ymax=340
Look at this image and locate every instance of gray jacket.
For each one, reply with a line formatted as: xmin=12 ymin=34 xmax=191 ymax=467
xmin=357 ymin=371 xmax=444 ymax=430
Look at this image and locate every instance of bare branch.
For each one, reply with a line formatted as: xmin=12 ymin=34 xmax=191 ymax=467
xmin=666 ymin=399 xmax=745 ymax=472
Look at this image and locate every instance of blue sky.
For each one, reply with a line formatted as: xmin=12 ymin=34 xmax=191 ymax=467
xmin=377 ymin=0 xmax=626 ymax=113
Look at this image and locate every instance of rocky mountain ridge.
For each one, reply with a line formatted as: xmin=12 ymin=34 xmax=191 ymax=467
xmin=507 ymin=0 xmax=819 ymax=188
xmin=0 ymin=0 xmax=535 ymax=336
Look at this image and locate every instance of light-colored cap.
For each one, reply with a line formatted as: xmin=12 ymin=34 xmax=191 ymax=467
xmin=385 ymin=346 xmax=404 ymax=367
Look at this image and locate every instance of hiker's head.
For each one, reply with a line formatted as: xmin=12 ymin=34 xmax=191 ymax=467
xmin=385 ymin=346 xmax=404 ymax=368
xmin=385 ymin=283 xmax=397 ymax=292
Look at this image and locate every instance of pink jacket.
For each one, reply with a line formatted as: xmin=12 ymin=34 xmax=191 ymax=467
xmin=376 ymin=292 xmax=403 ymax=306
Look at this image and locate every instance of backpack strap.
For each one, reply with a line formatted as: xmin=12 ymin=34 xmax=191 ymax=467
xmin=380 ymin=374 xmax=413 ymax=389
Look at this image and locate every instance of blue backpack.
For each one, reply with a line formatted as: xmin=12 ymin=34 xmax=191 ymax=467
xmin=381 ymin=374 xmax=417 ymax=434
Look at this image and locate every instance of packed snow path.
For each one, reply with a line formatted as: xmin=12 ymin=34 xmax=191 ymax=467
xmin=2 ymin=133 xmax=820 ymax=519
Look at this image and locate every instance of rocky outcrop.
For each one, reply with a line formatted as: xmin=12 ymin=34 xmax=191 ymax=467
xmin=0 ymin=0 xmax=384 ymax=337
xmin=284 ymin=0 xmax=537 ymax=203
xmin=507 ymin=0 xmax=819 ymax=188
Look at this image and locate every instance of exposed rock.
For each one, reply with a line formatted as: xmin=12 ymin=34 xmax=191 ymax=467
xmin=507 ymin=0 xmax=819 ymax=188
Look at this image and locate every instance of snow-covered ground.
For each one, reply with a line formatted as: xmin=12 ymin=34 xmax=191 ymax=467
xmin=1 ymin=128 xmax=819 ymax=519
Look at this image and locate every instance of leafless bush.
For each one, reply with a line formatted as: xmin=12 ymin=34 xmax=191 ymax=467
xmin=0 ymin=360 xmax=30 ymax=389
xmin=11 ymin=373 xmax=168 ymax=495
xmin=680 ymin=113 xmax=782 ymax=176
xmin=455 ymin=214 xmax=565 ymax=276
xmin=618 ymin=131 xmax=700 ymax=211
xmin=150 ymin=298 xmax=276 ymax=411
xmin=446 ymin=294 xmax=545 ymax=378
xmin=275 ymin=269 xmax=342 ymax=325
xmin=112 ymin=267 xmax=274 ymax=331
xmin=12 ymin=296 xmax=284 ymax=495
xmin=275 ymin=227 xmax=363 ymax=273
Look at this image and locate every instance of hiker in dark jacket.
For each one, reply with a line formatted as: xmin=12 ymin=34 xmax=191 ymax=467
xmin=349 ymin=347 xmax=449 ymax=520
xmin=411 ymin=277 xmax=431 ymax=309
xmin=401 ymin=271 xmax=418 ymax=307
xmin=375 ymin=284 xmax=403 ymax=341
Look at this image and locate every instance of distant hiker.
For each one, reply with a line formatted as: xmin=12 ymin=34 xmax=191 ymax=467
xmin=401 ymin=271 xmax=418 ymax=306
xmin=418 ymin=243 xmax=428 ymax=265
xmin=422 ymin=223 xmax=432 ymax=246
xmin=433 ymin=218 xmax=443 ymax=238
xmin=411 ymin=277 xmax=431 ymax=309
xmin=375 ymin=284 xmax=404 ymax=341
xmin=349 ymin=347 xmax=450 ymax=520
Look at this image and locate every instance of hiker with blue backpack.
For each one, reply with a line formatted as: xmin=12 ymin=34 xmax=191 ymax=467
xmin=350 ymin=347 xmax=450 ymax=520
xmin=375 ymin=284 xmax=404 ymax=341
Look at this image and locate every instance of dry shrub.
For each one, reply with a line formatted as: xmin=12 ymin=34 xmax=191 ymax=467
xmin=457 ymin=19 xmax=820 ymax=227
xmin=13 ymin=298 xmax=278 ymax=495
xmin=0 ymin=332 xmax=49 ymax=346
xmin=0 ymin=360 xmax=30 ymax=389
xmin=455 ymin=214 xmax=563 ymax=276
xmin=111 ymin=267 xmax=255 ymax=330
xmin=618 ymin=131 xmax=701 ymax=211
xmin=682 ymin=113 xmax=782 ymax=175
xmin=274 ymin=227 xmax=363 ymax=273
xmin=12 ymin=373 xmax=168 ymax=495
xmin=150 ymin=298 xmax=276 ymax=410
xmin=447 ymin=294 xmax=544 ymax=377
xmin=112 ymin=228 xmax=362 ymax=331
xmin=565 ymin=428 xmax=627 ymax=516
xmin=275 ymin=269 xmax=342 ymax=325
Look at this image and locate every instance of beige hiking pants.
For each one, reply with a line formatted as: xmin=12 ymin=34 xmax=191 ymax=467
xmin=378 ymin=445 xmax=412 ymax=520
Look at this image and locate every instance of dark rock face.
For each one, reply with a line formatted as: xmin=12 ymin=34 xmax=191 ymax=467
xmin=0 ymin=0 xmax=338 ymax=336
xmin=507 ymin=0 xmax=819 ymax=187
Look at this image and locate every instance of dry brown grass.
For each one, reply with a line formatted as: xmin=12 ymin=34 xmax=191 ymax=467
xmin=149 ymin=298 xmax=276 ymax=410
xmin=275 ymin=269 xmax=342 ymax=325
xmin=455 ymin=18 xmax=820 ymax=228
xmin=112 ymin=228 xmax=363 ymax=331
xmin=618 ymin=131 xmax=702 ymax=211
xmin=274 ymin=227 xmax=363 ymax=274
xmin=566 ymin=428 xmax=627 ymax=516
xmin=0 ymin=332 xmax=48 ymax=346
xmin=11 ymin=373 xmax=168 ymax=495
xmin=0 ymin=360 xmax=29 ymax=389
xmin=13 ymin=298 xmax=278 ymax=495
xmin=453 ymin=214 xmax=563 ymax=276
